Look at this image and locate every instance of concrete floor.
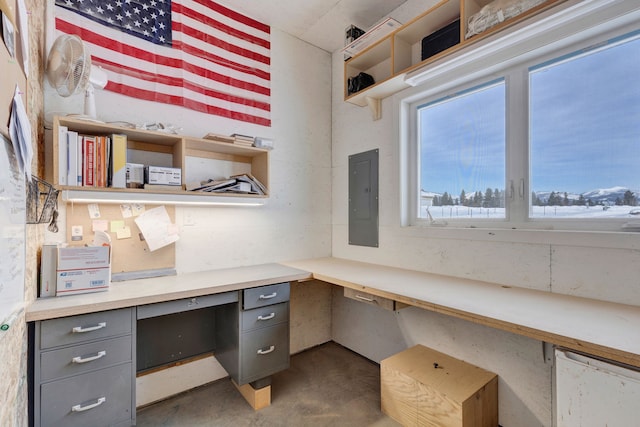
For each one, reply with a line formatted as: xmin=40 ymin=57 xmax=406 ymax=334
xmin=136 ymin=341 xmax=401 ymax=426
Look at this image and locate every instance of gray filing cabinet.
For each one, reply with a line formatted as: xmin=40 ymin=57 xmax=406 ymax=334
xmin=31 ymin=308 xmax=136 ymax=427
xmin=216 ymin=282 xmax=290 ymax=385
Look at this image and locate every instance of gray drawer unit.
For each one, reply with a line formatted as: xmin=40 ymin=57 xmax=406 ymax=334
xmin=40 ymin=363 xmax=133 ymax=427
xmin=32 ymin=308 xmax=136 ymax=427
xmin=216 ymin=282 xmax=291 ymax=385
xmin=39 ymin=308 xmax=133 ymax=349
xmin=243 ymin=282 xmax=290 ymax=310
xmin=241 ymin=302 xmax=289 ymax=332
xmin=240 ymin=323 xmax=289 ymax=383
xmin=40 ymin=335 xmax=132 ymax=382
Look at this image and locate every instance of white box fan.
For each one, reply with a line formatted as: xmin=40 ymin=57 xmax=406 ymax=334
xmin=46 ymin=34 xmax=108 ymax=119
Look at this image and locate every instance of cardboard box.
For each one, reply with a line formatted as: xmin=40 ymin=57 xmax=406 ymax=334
xmin=144 ymin=166 xmax=182 ymax=186
xmin=56 ymin=246 xmax=111 ymax=296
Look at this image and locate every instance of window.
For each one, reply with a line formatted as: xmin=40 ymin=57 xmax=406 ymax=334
xmin=529 ymin=35 xmax=640 ymax=219
xmin=418 ymin=80 xmax=506 ymax=220
xmin=403 ymin=5 xmax=640 ymax=232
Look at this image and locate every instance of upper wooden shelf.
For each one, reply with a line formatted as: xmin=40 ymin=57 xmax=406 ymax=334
xmin=344 ymin=0 xmax=563 ymax=109
xmin=51 ymin=116 xmax=270 ymax=205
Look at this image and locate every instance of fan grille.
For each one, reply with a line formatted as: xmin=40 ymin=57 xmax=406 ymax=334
xmin=46 ymin=35 xmax=92 ymax=97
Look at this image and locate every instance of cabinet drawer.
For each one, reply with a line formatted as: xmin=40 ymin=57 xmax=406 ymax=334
xmin=243 ymin=282 xmax=290 ymax=310
xmin=40 ymin=335 xmax=132 ymax=382
xmin=241 ymin=302 xmax=289 ymax=332
xmin=137 ymin=291 xmax=238 ymax=320
xmin=39 ymin=308 xmax=133 ymax=349
xmin=344 ymin=287 xmax=397 ymax=311
xmin=240 ymin=323 xmax=289 ymax=384
xmin=40 ymin=363 xmax=133 ymax=427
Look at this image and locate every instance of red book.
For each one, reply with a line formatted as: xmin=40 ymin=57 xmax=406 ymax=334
xmin=83 ymin=136 xmax=95 ymax=187
xmin=95 ymin=136 xmax=106 ymax=187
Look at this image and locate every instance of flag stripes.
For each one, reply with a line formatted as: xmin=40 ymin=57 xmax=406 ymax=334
xmin=54 ymin=0 xmax=271 ymax=126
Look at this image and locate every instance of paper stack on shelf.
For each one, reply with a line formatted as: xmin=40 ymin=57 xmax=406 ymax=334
xmin=187 ymin=173 xmax=266 ymax=195
xmin=230 ymin=133 xmax=254 ymax=147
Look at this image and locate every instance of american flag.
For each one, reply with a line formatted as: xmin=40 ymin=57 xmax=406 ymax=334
xmin=55 ymin=0 xmax=271 ymax=127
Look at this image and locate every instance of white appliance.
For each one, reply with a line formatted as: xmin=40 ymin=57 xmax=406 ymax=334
xmin=555 ymin=349 xmax=640 ymax=427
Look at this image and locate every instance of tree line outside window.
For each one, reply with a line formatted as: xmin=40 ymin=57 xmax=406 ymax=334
xmin=430 ymin=189 xmax=638 ymax=207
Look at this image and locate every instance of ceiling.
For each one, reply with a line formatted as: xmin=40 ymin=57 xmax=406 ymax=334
xmin=214 ymin=0 xmax=408 ymax=53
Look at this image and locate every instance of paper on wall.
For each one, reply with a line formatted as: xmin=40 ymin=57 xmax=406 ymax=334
xmin=134 ymin=205 xmax=179 ymax=251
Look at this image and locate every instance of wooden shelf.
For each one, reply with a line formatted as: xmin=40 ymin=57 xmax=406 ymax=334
xmin=52 ymin=116 xmax=269 ymax=205
xmin=344 ymin=0 xmax=564 ymax=114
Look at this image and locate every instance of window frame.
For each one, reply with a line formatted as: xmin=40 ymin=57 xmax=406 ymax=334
xmin=399 ymin=1 xmax=640 ymax=234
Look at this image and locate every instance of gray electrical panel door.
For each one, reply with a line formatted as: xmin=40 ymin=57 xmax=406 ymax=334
xmin=348 ymin=149 xmax=379 ymax=247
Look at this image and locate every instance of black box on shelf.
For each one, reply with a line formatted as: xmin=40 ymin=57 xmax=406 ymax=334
xmin=421 ymin=19 xmax=460 ymax=61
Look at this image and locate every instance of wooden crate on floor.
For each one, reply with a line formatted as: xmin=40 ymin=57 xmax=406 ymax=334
xmin=381 ymin=344 xmax=498 ymax=427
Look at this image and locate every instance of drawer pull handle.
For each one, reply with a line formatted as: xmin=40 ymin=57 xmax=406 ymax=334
xmin=72 ymin=350 xmax=106 ymax=364
xmin=257 ymin=313 xmax=275 ymax=321
xmin=355 ymin=294 xmax=376 ymax=303
xmin=259 ymin=292 xmax=277 ymax=300
xmin=71 ymin=397 xmax=106 ymax=412
xmin=257 ymin=345 xmax=275 ymax=355
xmin=72 ymin=322 xmax=106 ymax=333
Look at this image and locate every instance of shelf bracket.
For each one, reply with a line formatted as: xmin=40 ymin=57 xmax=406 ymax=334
xmin=366 ymin=97 xmax=382 ymax=121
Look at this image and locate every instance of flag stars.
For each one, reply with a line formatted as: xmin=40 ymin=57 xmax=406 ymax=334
xmin=56 ymin=0 xmax=173 ymax=46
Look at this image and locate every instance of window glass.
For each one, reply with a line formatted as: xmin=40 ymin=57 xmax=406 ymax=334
xmin=529 ymin=35 xmax=640 ymax=219
xmin=417 ymin=80 xmax=506 ymax=220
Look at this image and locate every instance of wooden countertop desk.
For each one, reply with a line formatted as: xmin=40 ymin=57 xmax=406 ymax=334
xmin=283 ymin=257 xmax=640 ymax=367
xmin=27 ymin=257 xmax=639 ymax=367
xmin=26 ymin=263 xmax=311 ymax=322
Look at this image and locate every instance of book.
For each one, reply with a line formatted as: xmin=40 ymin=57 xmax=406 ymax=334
xmin=111 ymin=134 xmax=127 ymax=188
xmin=67 ymin=130 xmax=80 ymax=186
xmin=95 ymin=136 xmax=106 ymax=187
xmin=83 ymin=135 xmax=96 ymax=186
xmin=39 ymin=244 xmax=58 ymax=298
xmin=57 ymin=125 xmax=68 ymax=186
xmin=203 ymin=133 xmax=234 ymax=143
xmin=230 ymin=133 xmax=255 ymax=146
xmin=77 ymin=133 xmax=83 ymax=186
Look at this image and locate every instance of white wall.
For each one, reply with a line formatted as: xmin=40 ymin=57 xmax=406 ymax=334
xmin=330 ymin=2 xmax=640 ymax=427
